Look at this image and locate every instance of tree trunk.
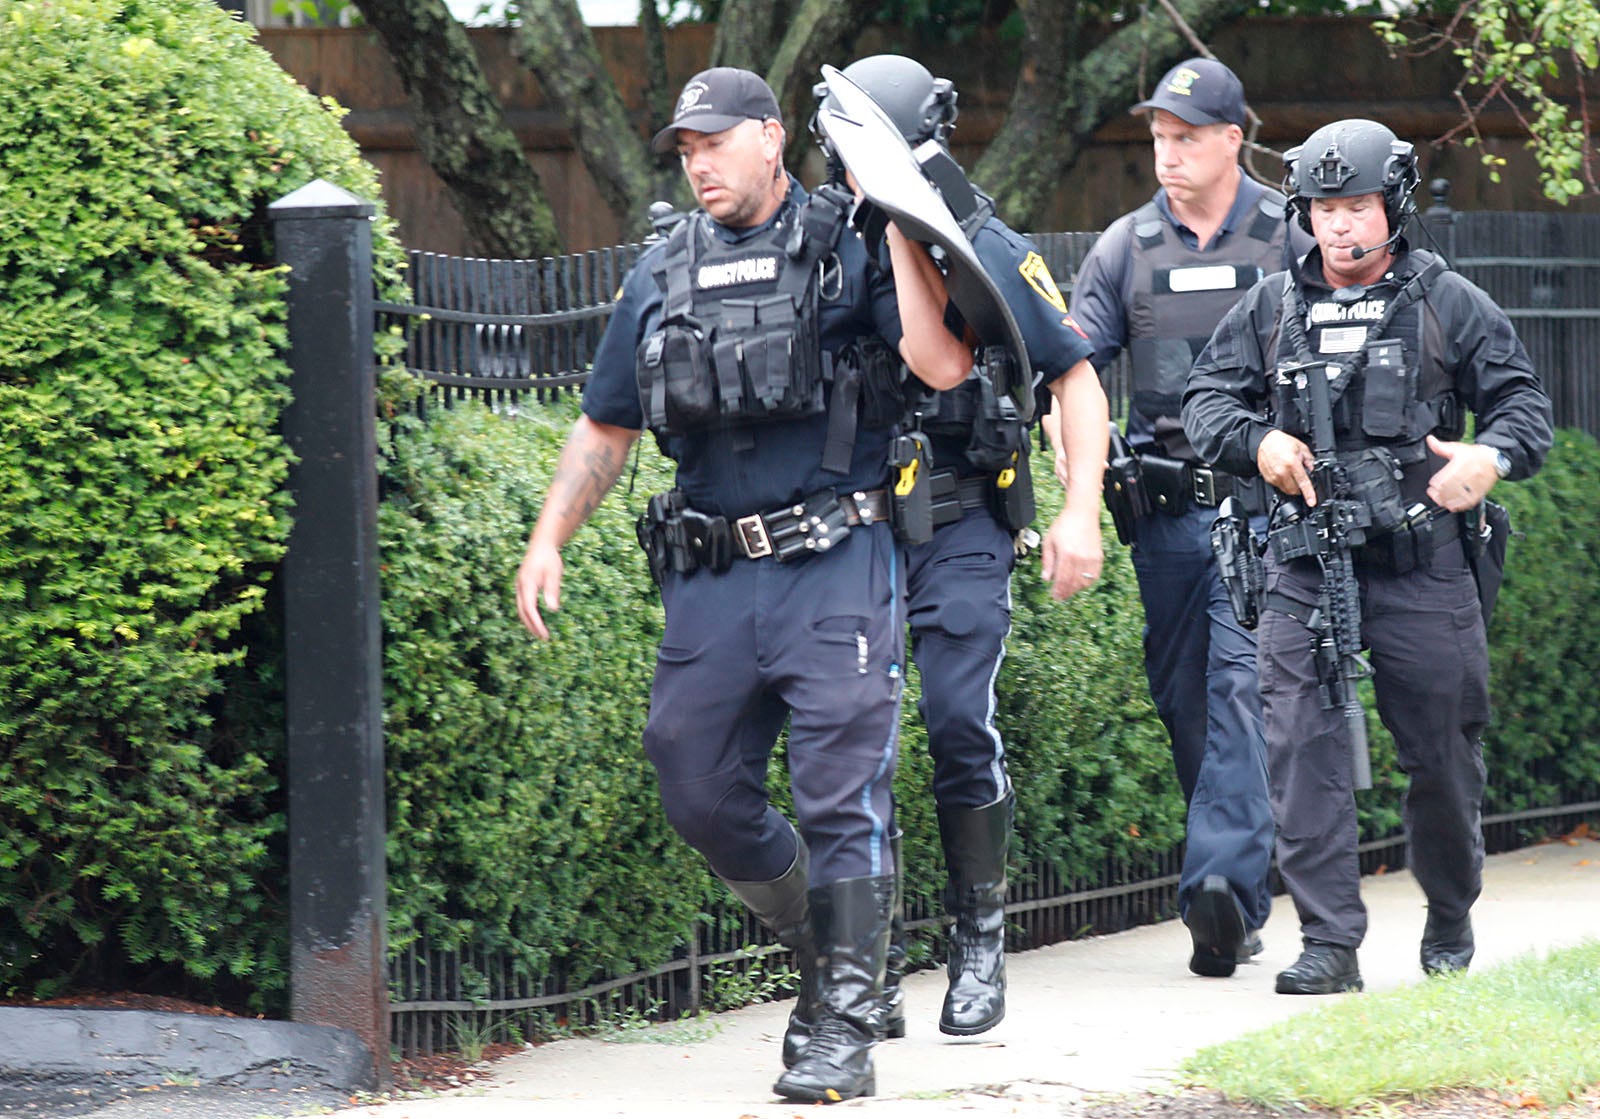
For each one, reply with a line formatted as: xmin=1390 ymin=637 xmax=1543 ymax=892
xmin=766 ymin=0 xmax=877 ymax=168
xmin=710 ymin=0 xmax=798 ymax=73
xmin=515 ymin=0 xmax=659 ymax=237
xmin=353 ymin=0 xmax=563 ymax=257
xmin=975 ymin=0 xmax=1257 ymax=229
xmin=638 ymin=0 xmax=672 ymax=128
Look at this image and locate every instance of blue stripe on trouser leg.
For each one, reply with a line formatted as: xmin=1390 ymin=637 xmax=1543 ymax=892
xmin=904 ymin=509 xmax=1015 ymax=809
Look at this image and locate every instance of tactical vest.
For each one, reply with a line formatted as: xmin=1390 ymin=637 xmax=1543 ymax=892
xmin=1127 ymin=193 xmax=1289 ymax=424
xmin=1271 ymin=250 xmax=1462 ymax=499
xmin=635 ymin=188 xmax=849 ymax=443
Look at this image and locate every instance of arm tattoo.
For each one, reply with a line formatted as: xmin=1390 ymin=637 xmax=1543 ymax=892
xmin=551 ymin=437 xmax=624 ymax=526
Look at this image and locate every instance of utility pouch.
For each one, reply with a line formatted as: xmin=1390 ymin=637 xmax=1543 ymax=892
xmin=1344 ymin=447 xmax=1408 ymax=534
xmin=638 ymin=326 xmax=717 ymax=436
xmin=889 ymin=431 xmax=934 ymax=546
xmin=964 ymin=374 xmax=1025 ymax=473
xmin=1102 ymin=423 xmax=1150 ymax=546
xmin=1359 ymin=338 xmax=1412 ymax=439
xmin=1272 ymin=363 xmax=1310 ymax=439
xmin=1210 ymin=495 xmax=1265 ymax=629
xmin=989 ymin=446 xmax=1036 ymax=533
xmin=676 ymin=509 xmax=735 ymax=573
xmin=1140 ymin=454 xmax=1192 ymax=516
xmin=842 ymin=337 xmax=909 ymax=431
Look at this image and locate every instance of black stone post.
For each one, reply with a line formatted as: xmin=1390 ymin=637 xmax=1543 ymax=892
xmin=1423 ymin=177 xmax=1456 ymax=263
xmin=268 ymin=180 xmax=388 ymax=1089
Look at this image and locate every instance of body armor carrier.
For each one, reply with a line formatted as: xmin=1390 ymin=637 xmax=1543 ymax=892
xmin=1128 ymin=193 xmax=1288 ymax=428
xmin=636 ymin=186 xmax=852 ymax=452
xmin=1272 ymin=250 xmax=1458 ymax=500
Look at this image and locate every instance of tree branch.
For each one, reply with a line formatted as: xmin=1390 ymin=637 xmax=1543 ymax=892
xmin=353 ymin=0 xmax=563 ymax=256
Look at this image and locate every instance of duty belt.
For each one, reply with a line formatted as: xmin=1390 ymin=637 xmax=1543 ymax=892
xmin=637 ymin=487 xmax=891 ymax=583
xmin=928 ymin=469 xmax=991 ymax=529
xmin=732 ymin=488 xmax=892 ymax=560
xmin=1350 ymin=508 xmax=1461 ymax=572
xmin=1140 ymin=452 xmax=1270 ymax=515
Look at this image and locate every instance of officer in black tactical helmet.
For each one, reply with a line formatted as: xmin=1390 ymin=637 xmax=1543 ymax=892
xmin=818 ymin=52 xmax=1108 ymax=1043
xmin=1183 ymin=117 xmax=1553 ymax=995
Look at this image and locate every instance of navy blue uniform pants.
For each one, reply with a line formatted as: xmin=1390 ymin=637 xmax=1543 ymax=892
xmin=642 ymin=521 xmax=904 ymax=887
xmin=1131 ymin=507 xmax=1275 ymax=930
xmin=904 ymin=509 xmax=1015 ymax=809
xmin=1259 ymin=538 xmax=1489 ymax=947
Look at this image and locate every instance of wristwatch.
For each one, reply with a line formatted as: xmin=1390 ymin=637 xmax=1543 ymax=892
xmin=1491 ymin=448 xmax=1513 ymax=479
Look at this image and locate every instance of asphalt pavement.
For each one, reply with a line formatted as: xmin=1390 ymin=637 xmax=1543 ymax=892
xmin=320 ymin=841 xmax=1600 ymax=1119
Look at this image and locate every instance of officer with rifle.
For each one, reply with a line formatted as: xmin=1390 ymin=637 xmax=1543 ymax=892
xmin=1182 ymin=118 xmax=1552 ymax=994
xmin=515 ymin=68 xmax=972 ymax=1102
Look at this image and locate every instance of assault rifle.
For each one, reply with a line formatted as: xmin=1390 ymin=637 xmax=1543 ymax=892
xmin=1265 ymin=360 xmax=1374 ymax=790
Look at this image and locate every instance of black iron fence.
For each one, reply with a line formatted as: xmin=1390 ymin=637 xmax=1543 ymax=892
xmin=377 ymin=206 xmax=1600 ymax=440
xmin=276 ymin=185 xmax=1600 ymax=1059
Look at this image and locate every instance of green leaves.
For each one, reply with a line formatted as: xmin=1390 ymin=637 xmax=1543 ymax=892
xmin=0 ymin=0 xmax=399 ymax=1008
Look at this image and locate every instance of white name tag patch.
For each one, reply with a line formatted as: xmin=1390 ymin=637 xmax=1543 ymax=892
xmin=697 ymin=255 xmax=779 ymax=289
xmin=1167 ymin=265 xmax=1240 ymax=293
xmin=1309 ymin=297 xmax=1388 ymax=324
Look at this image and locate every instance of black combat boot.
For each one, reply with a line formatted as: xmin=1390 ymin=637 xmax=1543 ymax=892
xmin=1420 ymin=910 xmax=1474 ymax=976
xmin=772 ymin=875 xmax=894 ymax=1104
xmin=937 ymin=795 xmax=1010 ymax=1036
xmin=1185 ymin=875 xmax=1248 ymax=978
xmin=1275 ymin=939 xmax=1364 ymax=994
xmin=881 ymin=829 xmax=907 ymax=1040
xmin=717 ymin=830 xmax=816 ymax=1070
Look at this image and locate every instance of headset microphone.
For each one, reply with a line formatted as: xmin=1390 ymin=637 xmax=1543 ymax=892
xmin=1349 ymin=229 xmax=1401 ymax=260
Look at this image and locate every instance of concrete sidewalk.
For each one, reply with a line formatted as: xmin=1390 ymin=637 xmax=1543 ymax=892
xmin=325 ymin=841 xmax=1600 ymax=1119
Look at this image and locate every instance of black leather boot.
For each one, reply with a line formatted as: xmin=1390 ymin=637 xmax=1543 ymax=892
xmin=1421 ymin=910 xmax=1474 ymax=976
xmin=1275 ymin=939 xmax=1364 ymax=994
xmin=937 ymin=795 xmax=1010 ymax=1036
xmin=1185 ymin=875 xmax=1247 ymax=978
xmin=881 ymin=829 xmax=907 ymax=1040
xmin=773 ymin=875 xmax=894 ymax=1104
xmin=717 ymin=830 xmax=816 ymax=1070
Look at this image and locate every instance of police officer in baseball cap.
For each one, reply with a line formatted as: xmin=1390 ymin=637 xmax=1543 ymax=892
xmin=518 ymin=67 xmax=971 ymax=1104
xmin=1068 ymin=57 xmax=1309 ymax=982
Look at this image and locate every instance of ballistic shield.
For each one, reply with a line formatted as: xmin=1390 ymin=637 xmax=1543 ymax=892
xmin=814 ymin=64 xmax=1034 ymax=423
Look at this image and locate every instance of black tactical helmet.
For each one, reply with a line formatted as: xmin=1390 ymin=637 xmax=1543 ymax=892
xmin=812 ymin=54 xmax=959 ymax=148
xmin=1282 ymin=118 xmax=1419 ymax=234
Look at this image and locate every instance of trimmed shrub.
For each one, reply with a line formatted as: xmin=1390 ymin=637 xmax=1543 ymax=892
xmin=0 ymin=0 xmax=398 ymax=1006
xmin=379 ymin=393 xmax=713 ymax=979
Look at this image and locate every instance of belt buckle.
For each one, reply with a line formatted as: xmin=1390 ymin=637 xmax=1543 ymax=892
xmin=1192 ymin=466 xmax=1218 ymax=508
xmin=734 ymin=513 xmax=773 ymax=559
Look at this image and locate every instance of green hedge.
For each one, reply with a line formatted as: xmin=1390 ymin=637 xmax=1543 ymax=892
xmin=374 ymin=395 xmax=1600 ymax=996
xmin=0 ymin=0 xmax=398 ymax=1006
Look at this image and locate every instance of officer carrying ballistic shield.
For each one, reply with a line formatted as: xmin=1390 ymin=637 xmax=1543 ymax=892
xmin=814 ymin=55 xmax=1108 ymax=1041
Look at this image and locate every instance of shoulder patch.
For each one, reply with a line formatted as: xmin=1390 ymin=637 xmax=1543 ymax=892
xmin=1018 ymin=251 xmax=1067 ymax=314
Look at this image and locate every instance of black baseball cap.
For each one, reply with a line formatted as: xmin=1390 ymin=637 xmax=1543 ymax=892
xmin=650 ymin=68 xmax=782 ymax=155
xmin=1131 ymin=58 xmax=1247 ymax=128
